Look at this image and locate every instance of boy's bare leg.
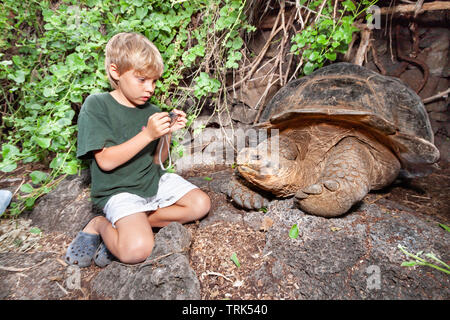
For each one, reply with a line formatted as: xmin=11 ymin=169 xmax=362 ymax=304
xmin=147 ymin=188 xmax=210 ymax=227
xmin=81 ymin=189 xmax=210 ymax=264
xmin=83 ymin=212 xmax=154 ymax=264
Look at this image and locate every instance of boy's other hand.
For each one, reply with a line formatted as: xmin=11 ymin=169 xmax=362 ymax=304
xmin=168 ymin=109 xmax=187 ymax=133
xmin=144 ymin=112 xmax=171 ymax=141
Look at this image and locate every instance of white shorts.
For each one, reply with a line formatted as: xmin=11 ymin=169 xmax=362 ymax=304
xmin=103 ymin=173 xmax=198 ymax=227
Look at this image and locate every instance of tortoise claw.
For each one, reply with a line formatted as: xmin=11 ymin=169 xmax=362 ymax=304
xmin=294 ymin=190 xmax=309 ymax=200
xmin=241 ymin=193 xmax=253 ymax=210
xmin=323 ymin=179 xmax=340 ymax=192
xmin=222 ymin=178 xmax=269 ymax=210
xmin=302 ymin=183 xmax=323 ymax=195
xmin=233 ymin=194 xmax=244 ymax=207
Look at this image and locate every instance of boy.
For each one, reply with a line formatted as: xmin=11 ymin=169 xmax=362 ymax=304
xmin=65 ymin=32 xmax=210 ymax=267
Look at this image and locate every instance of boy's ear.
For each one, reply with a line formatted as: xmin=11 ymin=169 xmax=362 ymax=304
xmin=109 ymin=63 xmax=121 ymax=81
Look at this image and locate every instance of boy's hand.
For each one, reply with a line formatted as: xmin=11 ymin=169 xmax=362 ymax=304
xmin=168 ymin=109 xmax=187 ymax=133
xmin=144 ymin=112 xmax=171 ymax=141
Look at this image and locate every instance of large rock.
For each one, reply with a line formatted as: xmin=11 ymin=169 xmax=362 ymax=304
xmin=90 ymin=222 xmax=200 ymax=300
xmin=0 ymin=252 xmax=67 ymax=299
xmin=251 ymin=198 xmax=450 ymax=299
xmin=423 ymin=28 xmax=449 ymax=77
xmin=26 ymin=170 xmax=98 ymax=237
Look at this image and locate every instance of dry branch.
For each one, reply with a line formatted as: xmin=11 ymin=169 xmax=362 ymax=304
xmin=380 ymin=1 xmax=450 ymax=15
xmin=422 ymin=88 xmax=450 ymax=104
xmin=370 ymin=41 xmax=387 ymax=75
xmin=230 ymin=10 xmax=284 ymax=90
xmin=354 ymin=26 xmax=372 ymax=66
xmin=0 ymin=259 xmax=47 ymax=272
xmin=413 ymin=0 xmax=425 ymax=18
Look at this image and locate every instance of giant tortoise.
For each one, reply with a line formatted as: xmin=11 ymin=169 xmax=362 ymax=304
xmin=223 ymin=62 xmax=440 ymax=217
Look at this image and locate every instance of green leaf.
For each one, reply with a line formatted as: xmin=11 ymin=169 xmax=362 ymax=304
xmin=33 ymin=137 xmax=52 ymax=149
xmin=29 ymin=227 xmax=42 ymax=235
xmin=30 ymin=171 xmax=48 ymax=184
xmin=2 ymin=144 xmax=20 ymax=159
xmin=231 ymin=253 xmax=241 ymax=267
xmin=401 ymin=261 xmax=417 ymax=267
xmin=303 ymin=61 xmax=316 ymax=75
xmin=8 ymin=70 xmax=27 ymax=84
xmin=193 ymin=73 xmax=221 ymax=98
xmin=50 ymin=155 xmax=64 ymax=170
xmin=319 ymin=19 xmax=334 ymax=29
xmin=66 ymin=53 xmax=86 ymax=70
xmin=203 ymin=176 xmax=213 ymax=181
xmin=343 ymin=0 xmax=356 ymax=11
xmin=308 ymin=51 xmax=320 ymax=61
xmin=25 ymin=197 xmax=36 ymax=208
xmin=135 ymin=7 xmax=148 ymax=20
xmin=0 ymin=60 xmax=13 ymax=67
xmin=325 ymin=52 xmax=337 ymax=61
xmin=49 ymin=64 xmax=68 ymax=78
xmin=43 ymin=87 xmax=56 ymax=97
xmin=316 ymin=34 xmax=328 ymax=45
xmin=439 ymin=223 xmax=450 ymax=232
xmin=20 ymin=183 xmax=34 ymax=194
xmin=225 ymin=60 xmax=239 ymax=69
xmin=63 ymin=160 xmax=79 ymax=175
xmin=0 ymin=162 xmax=17 ymax=173
xmin=227 ymin=36 xmax=243 ymax=50
xmin=289 ymin=224 xmax=299 ymax=239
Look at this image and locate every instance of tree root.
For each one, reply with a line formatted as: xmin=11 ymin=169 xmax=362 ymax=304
xmin=380 ymin=1 xmax=450 ymax=15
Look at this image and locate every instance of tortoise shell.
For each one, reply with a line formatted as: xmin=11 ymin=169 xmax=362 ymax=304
xmin=257 ymin=62 xmax=440 ymax=175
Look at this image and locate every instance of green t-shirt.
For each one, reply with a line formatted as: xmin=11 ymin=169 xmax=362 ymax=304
xmin=76 ymin=92 xmax=165 ymax=209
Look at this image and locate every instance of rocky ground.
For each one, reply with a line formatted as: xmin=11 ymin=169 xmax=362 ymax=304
xmin=0 ymin=161 xmax=449 ymax=300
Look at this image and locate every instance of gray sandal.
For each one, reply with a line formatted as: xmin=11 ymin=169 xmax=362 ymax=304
xmin=94 ymin=241 xmax=116 ymax=268
xmin=65 ymin=231 xmax=100 ymax=268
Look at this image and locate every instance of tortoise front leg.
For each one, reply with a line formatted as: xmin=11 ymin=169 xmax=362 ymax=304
xmin=294 ymin=137 xmax=384 ymax=217
xmin=221 ymin=175 xmax=270 ymax=210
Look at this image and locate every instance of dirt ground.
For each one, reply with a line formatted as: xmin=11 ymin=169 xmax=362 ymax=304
xmin=1 ymin=160 xmax=449 ymax=300
xmin=371 ymin=161 xmax=450 ymax=225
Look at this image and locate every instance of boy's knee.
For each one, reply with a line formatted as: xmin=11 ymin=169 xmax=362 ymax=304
xmin=192 ymin=190 xmax=211 ymax=218
xmin=117 ymin=238 xmax=154 ymax=264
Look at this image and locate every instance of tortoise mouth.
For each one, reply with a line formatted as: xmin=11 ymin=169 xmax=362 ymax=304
xmin=238 ymin=162 xmax=294 ymax=196
xmin=238 ymin=162 xmax=281 ymax=178
xmin=238 ymin=164 xmax=259 ymax=175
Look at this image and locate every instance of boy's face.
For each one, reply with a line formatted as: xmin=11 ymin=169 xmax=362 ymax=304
xmin=110 ymin=65 xmax=159 ymax=107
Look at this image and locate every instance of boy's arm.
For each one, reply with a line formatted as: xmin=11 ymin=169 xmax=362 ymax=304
xmin=95 ymin=112 xmax=170 ymax=171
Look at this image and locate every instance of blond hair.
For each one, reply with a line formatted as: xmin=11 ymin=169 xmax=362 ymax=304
xmin=105 ymin=32 xmax=164 ymax=89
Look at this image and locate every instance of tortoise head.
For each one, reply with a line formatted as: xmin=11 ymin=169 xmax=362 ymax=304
xmin=236 ymin=134 xmax=300 ymax=195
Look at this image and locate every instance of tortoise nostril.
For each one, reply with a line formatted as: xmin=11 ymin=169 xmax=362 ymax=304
xmin=251 ymin=154 xmax=261 ymax=160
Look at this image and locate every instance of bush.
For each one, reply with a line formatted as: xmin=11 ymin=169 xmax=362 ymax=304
xmin=0 ymin=0 xmax=253 ymax=216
